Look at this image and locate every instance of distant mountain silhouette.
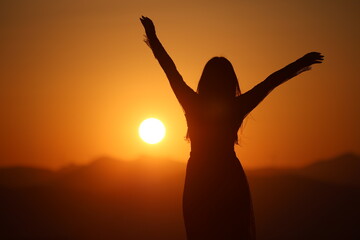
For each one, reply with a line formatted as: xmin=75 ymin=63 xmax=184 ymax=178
xmin=297 ymin=153 xmax=360 ymax=186
xmin=247 ymin=152 xmax=360 ymax=185
xmin=0 ymin=167 xmax=54 ymax=188
xmin=0 ymin=153 xmax=359 ymax=240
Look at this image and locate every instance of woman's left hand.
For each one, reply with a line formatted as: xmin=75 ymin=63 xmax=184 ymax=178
xmin=298 ymin=52 xmax=324 ymax=66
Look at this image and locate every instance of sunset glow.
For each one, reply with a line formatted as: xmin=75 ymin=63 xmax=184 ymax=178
xmin=139 ymin=118 xmax=166 ymax=144
xmin=0 ymin=1 xmax=358 ymax=239
xmin=0 ymin=0 xmax=358 ymax=169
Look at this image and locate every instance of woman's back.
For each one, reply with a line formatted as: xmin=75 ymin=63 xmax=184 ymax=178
xmin=185 ymin=97 xmax=245 ymax=156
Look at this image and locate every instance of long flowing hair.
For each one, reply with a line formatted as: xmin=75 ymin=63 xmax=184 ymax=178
xmin=186 ymin=57 xmax=242 ymax=143
xmin=197 ymin=57 xmax=241 ymax=98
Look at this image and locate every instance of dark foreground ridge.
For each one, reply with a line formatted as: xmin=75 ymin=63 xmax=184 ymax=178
xmin=0 ymin=153 xmax=359 ymax=240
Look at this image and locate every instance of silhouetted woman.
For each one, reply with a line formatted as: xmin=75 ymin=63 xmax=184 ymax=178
xmin=140 ymin=16 xmax=323 ymax=240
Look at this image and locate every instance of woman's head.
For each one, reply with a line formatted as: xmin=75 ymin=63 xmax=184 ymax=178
xmin=197 ymin=57 xmax=241 ymax=99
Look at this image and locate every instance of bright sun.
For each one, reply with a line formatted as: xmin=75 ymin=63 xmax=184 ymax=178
xmin=139 ymin=118 xmax=166 ymax=144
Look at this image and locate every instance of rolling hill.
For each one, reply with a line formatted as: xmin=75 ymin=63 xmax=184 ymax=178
xmin=0 ymin=153 xmax=359 ymax=240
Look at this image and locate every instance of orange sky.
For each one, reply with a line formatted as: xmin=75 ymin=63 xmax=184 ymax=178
xmin=1 ymin=0 xmax=359 ymax=169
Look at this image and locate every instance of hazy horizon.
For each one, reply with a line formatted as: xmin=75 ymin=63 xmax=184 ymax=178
xmin=0 ymin=151 xmax=358 ymax=171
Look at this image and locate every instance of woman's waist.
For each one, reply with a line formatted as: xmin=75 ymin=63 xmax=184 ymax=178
xmin=188 ymin=150 xmax=241 ymax=170
xmin=189 ymin=147 xmax=237 ymax=159
xmin=191 ymin=139 xmax=234 ymax=151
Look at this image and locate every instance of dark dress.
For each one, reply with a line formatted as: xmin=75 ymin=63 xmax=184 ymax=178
xmin=181 ymin=97 xmax=256 ymax=240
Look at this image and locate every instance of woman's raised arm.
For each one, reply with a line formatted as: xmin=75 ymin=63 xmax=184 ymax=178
xmin=140 ymin=16 xmax=196 ymax=109
xmin=237 ymin=52 xmax=324 ymax=115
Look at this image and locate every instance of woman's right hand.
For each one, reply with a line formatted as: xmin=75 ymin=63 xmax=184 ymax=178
xmin=140 ymin=16 xmax=156 ymax=37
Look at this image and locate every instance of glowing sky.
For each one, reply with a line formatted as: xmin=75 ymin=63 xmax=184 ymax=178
xmin=1 ymin=0 xmax=359 ymax=169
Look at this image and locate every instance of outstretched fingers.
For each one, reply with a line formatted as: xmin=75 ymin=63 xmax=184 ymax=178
xmin=302 ymin=52 xmax=324 ymax=65
xmin=310 ymin=52 xmax=324 ymax=64
xmin=140 ymin=16 xmax=156 ymax=36
xmin=140 ymin=16 xmax=152 ymax=25
xmin=140 ymin=16 xmax=147 ymax=23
